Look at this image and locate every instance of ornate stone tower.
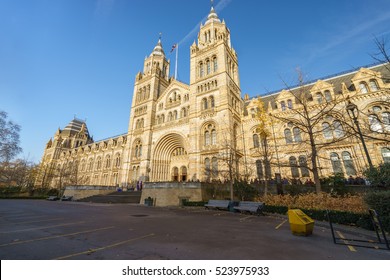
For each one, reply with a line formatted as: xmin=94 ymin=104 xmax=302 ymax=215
xmin=189 ymin=5 xmax=243 ymax=181
xmin=125 ymin=38 xmax=171 ymax=183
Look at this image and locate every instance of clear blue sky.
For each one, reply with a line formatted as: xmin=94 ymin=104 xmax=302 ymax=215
xmin=1 ymin=0 xmax=390 ymax=163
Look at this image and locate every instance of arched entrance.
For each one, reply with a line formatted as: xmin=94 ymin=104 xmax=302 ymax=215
xmin=151 ymin=133 xmax=189 ymax=182
xmin=180 ymin=166 xmax=187 ymax=181
xmin=172 ymin=167 xmax=179 ymax=181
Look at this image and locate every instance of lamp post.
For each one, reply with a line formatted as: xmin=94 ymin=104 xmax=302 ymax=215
xmin=346 ymin=100 xmax=374 ymax=169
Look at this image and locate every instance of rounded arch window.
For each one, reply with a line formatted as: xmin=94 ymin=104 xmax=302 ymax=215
xmin=203 ymin=123 xmax=217 ymax=146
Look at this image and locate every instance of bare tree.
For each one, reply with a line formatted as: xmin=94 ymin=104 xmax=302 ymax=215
xmin=270 ymin=70 xmax=349 ymax=193
xmin=202 ymin=119 xmax=243 ymax=200
xmin=0 ymin=111 xmax=22 ymax=163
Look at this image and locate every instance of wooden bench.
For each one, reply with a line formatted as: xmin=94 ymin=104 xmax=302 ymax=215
xmin=204 ymin=199 xmax=231 ymax=211
xmin=234 ymin=201 xmax=265 ymax=215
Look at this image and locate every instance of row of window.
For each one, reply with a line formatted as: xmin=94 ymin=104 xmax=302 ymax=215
xmin=204 ymin=157 xmax=218 ymax=178
xmin=134 ymin=105 xmax=147 ymax=117
xmin=197 ymin=79 xmax=218 ymax=93
xmin=158 ymin=93 xmax=189 ymax=111
xmin=76 ymin=154 xmax=121 ymax=172
xmin=201 ymin=96 xmax=215 ymax=110
xmin=85 ymin=172 xmax=119 ymax=186
xmin=135 ymin=118 xmax=144 ymax=129
xmin=204 ymin=124 xmax=217 ymax=146
xmin=359 ymin=79 xmax=379 ymax=93
xmin=155 ymin=106 xmax=190 ymax=124
xmin=198 ymin=56 xmax=218 ymax=78
xmin=135 ymin=85 xmax=151 ymax=104
xmin=281 ymin=121 xmax=345 ymax=145
xmin=133 ymin=140 xmax=142 ymax=159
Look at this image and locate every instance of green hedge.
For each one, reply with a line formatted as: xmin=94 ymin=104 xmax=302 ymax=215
xmin=183 ymin=201 xmax=206 ymax=207
xmin=263 ymin=205 xmax=374 ymax=231
xmin=364 ymin=191 xmax=390 ymax=232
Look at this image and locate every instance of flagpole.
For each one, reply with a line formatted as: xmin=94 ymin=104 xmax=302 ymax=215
xmin=175 ymin=43 xmax=179 ymax=80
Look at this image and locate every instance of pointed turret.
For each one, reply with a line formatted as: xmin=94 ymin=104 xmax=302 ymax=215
xmin=150 ymin=38 xmax=165 ymax=57
xmin=205 ymin=6 xmax=221 ymax=25
xmin=142 ymin=35 xmax=170 ymax=80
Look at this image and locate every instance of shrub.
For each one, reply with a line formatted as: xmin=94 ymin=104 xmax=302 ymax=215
xmin=234 ymin=181 xmax=258 ymax=201
xmin=364 ymin=191 xmax=390 ymax=231
xmin=320 ymin=173 xmax=346 ymax=188
xmin=260 ymin=192 xmax=367 ymax=213
xmin=363 ymin=163 xmax=390 ymax=188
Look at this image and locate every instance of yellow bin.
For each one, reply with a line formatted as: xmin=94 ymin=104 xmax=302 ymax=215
xmin=287 ymin=209 xmax=314 ymax=236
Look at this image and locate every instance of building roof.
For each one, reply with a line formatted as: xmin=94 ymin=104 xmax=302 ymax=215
xmin=247 ymin=62 xmax=390 ymax=111
xmin=62 ymin=118 xmax=90 ymax=137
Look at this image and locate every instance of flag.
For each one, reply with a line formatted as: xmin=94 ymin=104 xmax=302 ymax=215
xmin=170 ymin=44 xmax=177 ymax=53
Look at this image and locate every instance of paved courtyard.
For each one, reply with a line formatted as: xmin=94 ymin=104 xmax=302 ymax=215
xmin=0 ymin=200 xmax=389 ymax=260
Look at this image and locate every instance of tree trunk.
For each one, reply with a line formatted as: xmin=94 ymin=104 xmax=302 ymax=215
xmin=310 ymin=138 xmax=321 ymax=193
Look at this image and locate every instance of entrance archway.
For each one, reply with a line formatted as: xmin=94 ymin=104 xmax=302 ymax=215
xmin=151 ymin=133 xmax=189 ymax=182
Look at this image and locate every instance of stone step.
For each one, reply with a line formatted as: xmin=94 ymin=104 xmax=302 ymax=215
xmin=78 ymin=191 xmax=142 ymax=204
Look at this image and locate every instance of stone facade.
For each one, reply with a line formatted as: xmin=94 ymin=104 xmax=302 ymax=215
xmin=36 ymin=5 xmax=390 ymax=191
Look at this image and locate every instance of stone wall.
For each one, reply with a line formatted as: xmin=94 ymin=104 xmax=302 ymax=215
xmin=63 ymin=185 xmax=118 ymax=200
xmin=141 ymin=182 xmax=203 ymax=207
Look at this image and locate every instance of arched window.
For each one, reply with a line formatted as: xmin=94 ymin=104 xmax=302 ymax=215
xmin=298 ymin=155 xmax=310 ymax=177
xmin=331 ymin=120 xmax=343 ymax=138
xmin=316 ymin=93 xmax=323 ymax=104
xmin=342 ymin=151 xmax=356 ymax=176
xmin=322 ymin=122 xmax=333 ymax=139
xmin=212 ymin=157 xmax=218 ymax=178
xmin=253 ymin=134 xmax=260 ymax=148
xmin=284 ymin=129 xmax=293 ymax=144
xmin=213 ymin=56 xmax=218 ymax=72
xmin=293 ymin=127 xmax=302 ymax=142
xmin=168 ymin=112 xmax=173 ymax=122
xmin=205 ymin=158 xmax=210 ymax=179
xmin=382 ymin=147 xmax=390 ymax=163
xmin=96 ymin=157 xmax=102 ymax=170
xmin=133 ymin=140 xmax=142 ymax=158
xmin=281 ymin=101 xmax=286 ymax=111
xmin=202 ymin=98 xmax=208 ymax=110
xmin=105 ymin=155 xmax=111 ymax=169
xmin=324 ymin=90 xmax=332 ymax=102
xmin=211 ymin=129 xmax=217 ymax=145
xmin=206 ymin=60 xmax=211 ymax=75
xmin=115 ymin=153 xmax=121 ymax=168
xmin=256 ymin=160 xmax=263 ymax=179
xmin=181 ymin=107 xmax=187 ymax=118
xmin=88 ymin=159 xmax=94 ymax=172
xmin=204 ymin=123 xmax=216 ymax=146
xmin=289 ymin=156 xmax=299 ymax=178
xmin=199 ymin=62 xmax=204 ymax=78
xmin=204 ymin=131 xmax=210 ymax=146
xmin=369 ymin=79 xmax=379 ymax=91
xmin=330 ymin=152 xmax=343 ymax=175
xmin=359 ymin=82 xmax=369 ymax=93
xmin=383 ymin=112 xmax=390 ymax=131
xmin=81 ymin=160 xmax=86 ymax=172
xmin=173 ymin=110 xmax=178 ymax=120
xmin=369 ymin=115 xmax=382 ymax=132
xmin=287 ymin=99 xmax=293 ymax=109
xmin=209 ymin=96 xmax=215 ymax=108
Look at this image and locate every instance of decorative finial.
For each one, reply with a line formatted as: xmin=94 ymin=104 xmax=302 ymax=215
xmin=159 ymin=32 xmax=162 ymax=40
xmin=211 ymin=0 xmax=214 ymax=8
